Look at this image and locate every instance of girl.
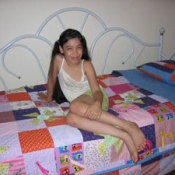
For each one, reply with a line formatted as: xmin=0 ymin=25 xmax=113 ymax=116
xmin=39 ymin=28 xmax=145 ymax=162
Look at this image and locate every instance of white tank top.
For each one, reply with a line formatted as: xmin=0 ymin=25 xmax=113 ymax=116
xmin=58 ymin=59 xmax=90 ymax=102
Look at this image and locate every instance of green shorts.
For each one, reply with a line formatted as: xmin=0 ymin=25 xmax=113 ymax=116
xmin=85 ymin=88 xmax=109 ymax=111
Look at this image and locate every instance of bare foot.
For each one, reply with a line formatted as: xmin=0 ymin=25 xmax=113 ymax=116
xmin=126 ymin=121 xmax=146 ymax=152
xmin=122 ymin=132 xmax=138 ymax=162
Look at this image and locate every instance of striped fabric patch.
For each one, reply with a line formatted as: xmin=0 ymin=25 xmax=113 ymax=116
xmin=137 ymin=60 xmax=175 ymax=85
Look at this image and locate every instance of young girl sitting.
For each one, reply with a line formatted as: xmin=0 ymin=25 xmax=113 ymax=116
xmin=39 ymin=28 xmax=145 ymax=162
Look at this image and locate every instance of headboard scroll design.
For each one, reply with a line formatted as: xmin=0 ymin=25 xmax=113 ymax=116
xmin=0 ymin=7 xmax=166 ymax=91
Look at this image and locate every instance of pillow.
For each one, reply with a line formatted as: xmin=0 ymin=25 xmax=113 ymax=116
xmin=137 ymin=60 xmax=175 ymax=85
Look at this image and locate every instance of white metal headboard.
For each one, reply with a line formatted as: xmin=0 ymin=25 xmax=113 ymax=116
xmin=0 ymin=7 xmax=167 ymax=91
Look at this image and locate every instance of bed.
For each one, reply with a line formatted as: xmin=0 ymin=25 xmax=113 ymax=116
xmin=0 ymin=7 xmax=175 ymax=175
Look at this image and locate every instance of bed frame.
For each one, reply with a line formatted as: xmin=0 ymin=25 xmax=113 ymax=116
xmin=0 ymin=7 xmax=172 ymax=91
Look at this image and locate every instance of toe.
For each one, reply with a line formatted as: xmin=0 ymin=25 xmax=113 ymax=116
xmin=132 ymin=153 xmax=138 ymax=163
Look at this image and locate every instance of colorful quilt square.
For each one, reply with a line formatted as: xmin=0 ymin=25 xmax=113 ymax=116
xmin=112 ymin=104 xmax=154 ymax=127
xmin=79 ymin=129 xmax=104 ymax=142
xmin=18 ymin=128 xmax=54 ymax=153
xmin=135 ymin=97 xmax=159 ymax=108
xmin=149 ymin=94 xmax=168 ymax=103
xmin=146 ymin=103 xmax=175 ymax=123
xmin=49 ymin=125 xmax=83 ymax=147
xmin=28 ymin=91 xmax=44 ymax=102
xmin=0 ymin=111 xmax=15 ymax=123
xmin=25 ymin=84 xmax=47 ymax=92
xmin=105 ymin=87 xmax=116 ymax=97
xmin=101 ymin=76 xmax=129 ymax=87
xmin=0 ymin=102 xmax=12 ymax=112
xmin=84 ymin=140 xmax=111 ymax=173
xmin=44 ymin=116 xmax=67 ymax=127
xmin=108 ymin=95 xmax=124 ymax=108
xmin=0 ymin=133 xmax=22 ymax=161
xmin=163 ymin=112 xmax=173 ymax=121
xmin=0 ymin=91 xmax=5 ymax=95
xmin=55 ymin=143 xmax=84 ymax=175
xmin=16 ymin=118 xmax=47 ymax=132
xmin=1 ymin=156 xmax=26 ymax=175
xmin=155 ymin=120 xmax=175 ymax=148
xmin=13 ymin=107 xmax=40 ymax=121
xmin=110 ymin=83 xmax=136 ymax=95
xmin=0 ymin=93 xmax=8 ymax=103
xmin=9 ymin=100 xmax=36 ymax=110
xmin=34 ymin=100 xmax=59 ymax=108
xmin=119 ymin=89 xmax=145 ymax=102
xmin=137 ymin=88 xmax=153 ymax=96
xmin=7 ymin=92 xmax=31 ymax=102
xmin=164 ymin=102 xmax=175 ymax=112
xmin=38 ymin=106 xmax=63 ymax=116
xmin=23 ymin=148 xmax=57 ymax=175
xmin=0 ymin=163 xmax=9 ymax=175
xmin=141 ymin=124 xmax=156 ymax=150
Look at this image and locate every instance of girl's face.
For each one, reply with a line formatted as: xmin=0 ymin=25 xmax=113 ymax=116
xmin=60 ymin=38 xmax=83 ymax=65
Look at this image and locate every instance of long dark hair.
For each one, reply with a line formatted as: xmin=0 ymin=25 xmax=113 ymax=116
xmin=49 ymin=28 xmax=91 ymax=103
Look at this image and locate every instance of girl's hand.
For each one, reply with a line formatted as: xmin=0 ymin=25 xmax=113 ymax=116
xmin=85 ymin=101 xmax=102 ymax=120
xmin=38 ymin=93 xmax=52 ymax=104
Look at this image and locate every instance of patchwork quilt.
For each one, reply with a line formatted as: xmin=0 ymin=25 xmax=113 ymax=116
xmin=0 ymin=71 xmax=175 ymax=175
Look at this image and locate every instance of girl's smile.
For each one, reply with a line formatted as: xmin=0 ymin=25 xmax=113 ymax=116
xmin=60 ymin=38 xmax=83 ymax=65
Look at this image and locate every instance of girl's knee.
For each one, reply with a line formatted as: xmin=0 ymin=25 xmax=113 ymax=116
xmin=69 ymin=101 xmax=77 ymax=113
xmin=69 ymin=101 xmax=86 ymax=116
xmin=66 ymin=114 xmax=77 ymax=127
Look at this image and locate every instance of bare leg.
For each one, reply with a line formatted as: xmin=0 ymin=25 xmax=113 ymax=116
xmin=67 ymin=112 xmax=138 ymax=162
xmin=70 ymin=95 xmax=146 ymax=151
xmin=99 ymin=111 xmax=145 ymax=151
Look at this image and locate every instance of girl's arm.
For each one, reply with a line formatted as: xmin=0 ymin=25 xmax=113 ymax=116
xmin=39 ymin=55 xmax=61 ymax=103
xmin=46 ymin=76 xmax=56 ymax=103
xmin=84 ymin=61 xmax=103 ymax=102
xmin=47 ymin=55 xmax=61 ymax=102
xmin=84 ymin=60 xmax=103 ymax=119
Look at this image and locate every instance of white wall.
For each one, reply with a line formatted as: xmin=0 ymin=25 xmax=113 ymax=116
xmin=0 ymin=0 xmax=175 ymax=90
